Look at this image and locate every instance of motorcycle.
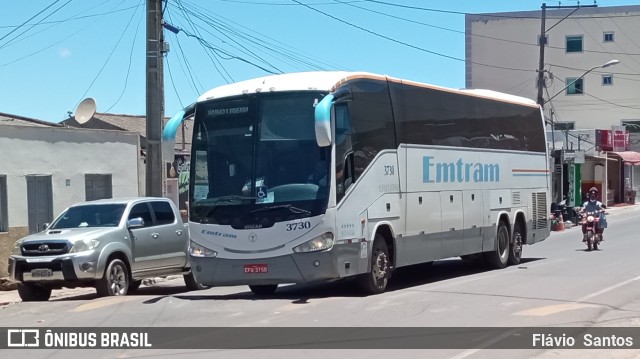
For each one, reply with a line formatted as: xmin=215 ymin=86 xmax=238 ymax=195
xmin=581 ymin=210 xmax=604 ymax=251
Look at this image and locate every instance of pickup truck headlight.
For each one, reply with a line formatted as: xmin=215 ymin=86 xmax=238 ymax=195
xmin=189 ymin=240 xmax=217 ymax=257
xmin=11 ymin=241 xmax=22 ymax=256
xmin=70 ymin=239 xmax=100 ymax=253
xmin=293 ymin=232 xmax=334 ymax=253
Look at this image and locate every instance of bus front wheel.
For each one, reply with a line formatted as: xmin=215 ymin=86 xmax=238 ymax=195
xmin=359 ymin=234 xmax=390 ymax=295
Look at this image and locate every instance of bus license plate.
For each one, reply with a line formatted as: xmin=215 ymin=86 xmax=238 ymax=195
xmin=31 ymin=269 xmax=53 ymax=277
xmin=243 ymin=264 xmax=268 ymax=274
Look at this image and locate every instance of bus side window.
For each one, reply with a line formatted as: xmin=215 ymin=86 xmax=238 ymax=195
xmin=334 ymin=103 xmax=352 ymax=203
xmin=343 ymin=152 xmax=355 ymax=192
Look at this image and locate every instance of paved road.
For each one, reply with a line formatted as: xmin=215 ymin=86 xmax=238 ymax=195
xmin=1 ymin=205 xmax=639 ymax=359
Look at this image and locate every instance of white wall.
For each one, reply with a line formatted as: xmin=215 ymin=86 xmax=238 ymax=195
xmin=0 ymin=125 xmax=140 ymax=228
xmin=466 ymin=6 xmax=640 ymax=130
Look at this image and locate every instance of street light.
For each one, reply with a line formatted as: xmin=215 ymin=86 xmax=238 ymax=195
xmin=544 ymin=59 xmax=620 ymax=105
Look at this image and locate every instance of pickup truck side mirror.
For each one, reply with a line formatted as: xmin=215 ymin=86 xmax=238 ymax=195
xmin=127 ymin=217 xmax=145 ymax=229
xmin=42 ymin=223 xmax=50 ymax=230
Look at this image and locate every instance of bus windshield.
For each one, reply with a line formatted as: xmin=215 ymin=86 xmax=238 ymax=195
xmin=190 ymin=92 xmax=330 ymax=228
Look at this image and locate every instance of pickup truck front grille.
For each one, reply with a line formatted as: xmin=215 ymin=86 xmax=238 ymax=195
xmin=22 ymin=241 xmax=71 ymax=256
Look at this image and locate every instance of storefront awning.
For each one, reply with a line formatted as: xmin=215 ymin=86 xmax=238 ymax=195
xmin=610 ymin=151 xmax=640 ymax=165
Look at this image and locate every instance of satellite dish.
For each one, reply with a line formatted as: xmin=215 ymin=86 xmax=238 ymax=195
xmin=75 ymin=98 xmax=96 ymax=124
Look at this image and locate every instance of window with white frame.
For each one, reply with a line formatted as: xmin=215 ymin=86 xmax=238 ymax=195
xmin=566 ymin=77 xmax=584 ymax=95
xmin=566 ymin=35 xmax=583 ymax=52
xmin=604 ymin=32 xmax=614 ymax=42
xmin=602 ymin=74 xmax=613 ymax=86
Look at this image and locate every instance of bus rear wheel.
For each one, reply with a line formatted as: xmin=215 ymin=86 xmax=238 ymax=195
xmin=359 ymin=234 xmax=390 ymax=295
xmin=249 ymin=284 xmax=278 ymax=296
xmin=508 ymin=222 xmax=524 ymax=266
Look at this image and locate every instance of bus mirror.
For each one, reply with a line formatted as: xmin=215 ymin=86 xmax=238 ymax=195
xmin=314 ymin=94 xmax=333 ymax=147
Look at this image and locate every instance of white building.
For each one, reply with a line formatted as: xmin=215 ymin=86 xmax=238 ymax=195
xmin=0 ymin=114 xmax=142 ymax=277
xmin=466 ymin=5 xmax=640 ymax=205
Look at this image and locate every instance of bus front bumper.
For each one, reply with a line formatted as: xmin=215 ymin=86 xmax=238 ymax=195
xmin=190 ymin=243 xmax=363 ymax=287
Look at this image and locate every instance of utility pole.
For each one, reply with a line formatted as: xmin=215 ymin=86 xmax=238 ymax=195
xmin=537 ymin=2 xmax=597 ymax=205
xmin=536 ymin=3 xmax=547 ymax=107
xmin=146 ymin=0 xmax=164 ymax=197
xmin=537 ymin=2 xmax=598 ymax=108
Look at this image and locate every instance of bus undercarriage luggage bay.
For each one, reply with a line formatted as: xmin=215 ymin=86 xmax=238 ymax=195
xmin=176 ymin=71 xmax=551 ymax=295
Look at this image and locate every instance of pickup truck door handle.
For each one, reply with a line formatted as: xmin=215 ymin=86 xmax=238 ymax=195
xmin=176 ymin=229 xmax=183 ymax=236
xmin=151 ymin=233 xmax=159 ymax=239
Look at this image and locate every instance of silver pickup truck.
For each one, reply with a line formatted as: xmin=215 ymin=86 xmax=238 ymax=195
xmin=8 ymin=197 xmax=204 ymax=301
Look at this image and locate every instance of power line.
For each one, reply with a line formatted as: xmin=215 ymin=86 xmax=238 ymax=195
xmin=0 ymin=4 xmax=141 ymax=29
xmin=0 ymin=0 xmax=131 ymax=68
xmin=165 ymin=55 xmax=185 ymax=109
xmin=173 ymin=0 xmax=235 ymax=83
xmin=175 ymin=2 xmax=284 ymax=74
xmin=291 ymin=0 xmax=535 ymax=73
xmin=105 ymin=1 xmax=144 ymax=113
xmin=182 ymin=0 xmax=339 ymax=70
xmin=362 ymin=0 xmax=640 ymax=19
xmin=73 ymin=1 xmax=140 ymax=110
xmin=550 ymin=77 xmax=640 ymax=111
xmin=0 ymin=0 xmax=72 ymax=49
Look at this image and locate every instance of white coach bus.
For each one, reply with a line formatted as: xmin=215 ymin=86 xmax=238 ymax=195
xmin=181 ymin=71 xmax=550 ymax=295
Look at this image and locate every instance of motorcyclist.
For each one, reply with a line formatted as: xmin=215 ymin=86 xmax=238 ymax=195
xmin=580 ymin=187 xmax=605 ymax=241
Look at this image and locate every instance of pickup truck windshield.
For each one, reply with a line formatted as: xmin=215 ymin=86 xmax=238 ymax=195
xmin=50 ymin=204 xmax=127 ymax=229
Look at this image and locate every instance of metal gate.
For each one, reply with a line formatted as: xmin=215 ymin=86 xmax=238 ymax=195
xmin=26 ymin=175 xmax=53 ymax=234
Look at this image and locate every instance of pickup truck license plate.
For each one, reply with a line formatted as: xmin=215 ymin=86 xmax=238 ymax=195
xmin=31 ymin=269 xmax=53 ymax=277
xmin=243 ymin=264 xmax=268 ymax=274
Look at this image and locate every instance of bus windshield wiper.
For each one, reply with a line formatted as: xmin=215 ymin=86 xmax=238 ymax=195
xmin=249 ymin=204 xmax=311 ymax=215
xmin=199 ymin=195 xmax=258 ymax=205
xmin=192 ymin=195 xmax=258 ymax=223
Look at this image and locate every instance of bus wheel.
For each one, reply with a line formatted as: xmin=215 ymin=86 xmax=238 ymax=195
xmin=508 ymin=222 xmax=524 ymax=266
xmin=359 ymin=234 xmax=390 ymax=295
xmin=249 ymin=284 xmax=278 ymax=296
xmin=484 ymin=221 xmax=509 ymax=269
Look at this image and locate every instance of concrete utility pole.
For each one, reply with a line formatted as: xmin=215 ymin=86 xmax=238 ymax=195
xmin=536 ymin=3 xmax=547 ymax=107
xmin=537 ymin=2 xmax=597 ymax=204
xmin=146 ymin=0 xmax=164 ymax=197
xmin=536 ymin=2 xmax=598 ymax=108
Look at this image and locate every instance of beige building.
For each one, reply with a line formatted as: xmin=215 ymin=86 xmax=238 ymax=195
xmin=466 ymin=5 xmax=640 ymax=205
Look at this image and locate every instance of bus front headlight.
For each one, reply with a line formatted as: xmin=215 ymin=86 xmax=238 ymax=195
xmin=189 ymin=240 xmax=217 ymax=257
xmin=293 ymin=232 xmax=334 ymax=253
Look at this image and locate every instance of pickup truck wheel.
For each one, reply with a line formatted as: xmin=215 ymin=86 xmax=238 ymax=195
xmin=17 ymin=283 xmax=52 ymax=302
xmin=96 ymin=259 xmax=129 ymax=297
xmin=184 ymin=272 xmax=207 ymax=291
